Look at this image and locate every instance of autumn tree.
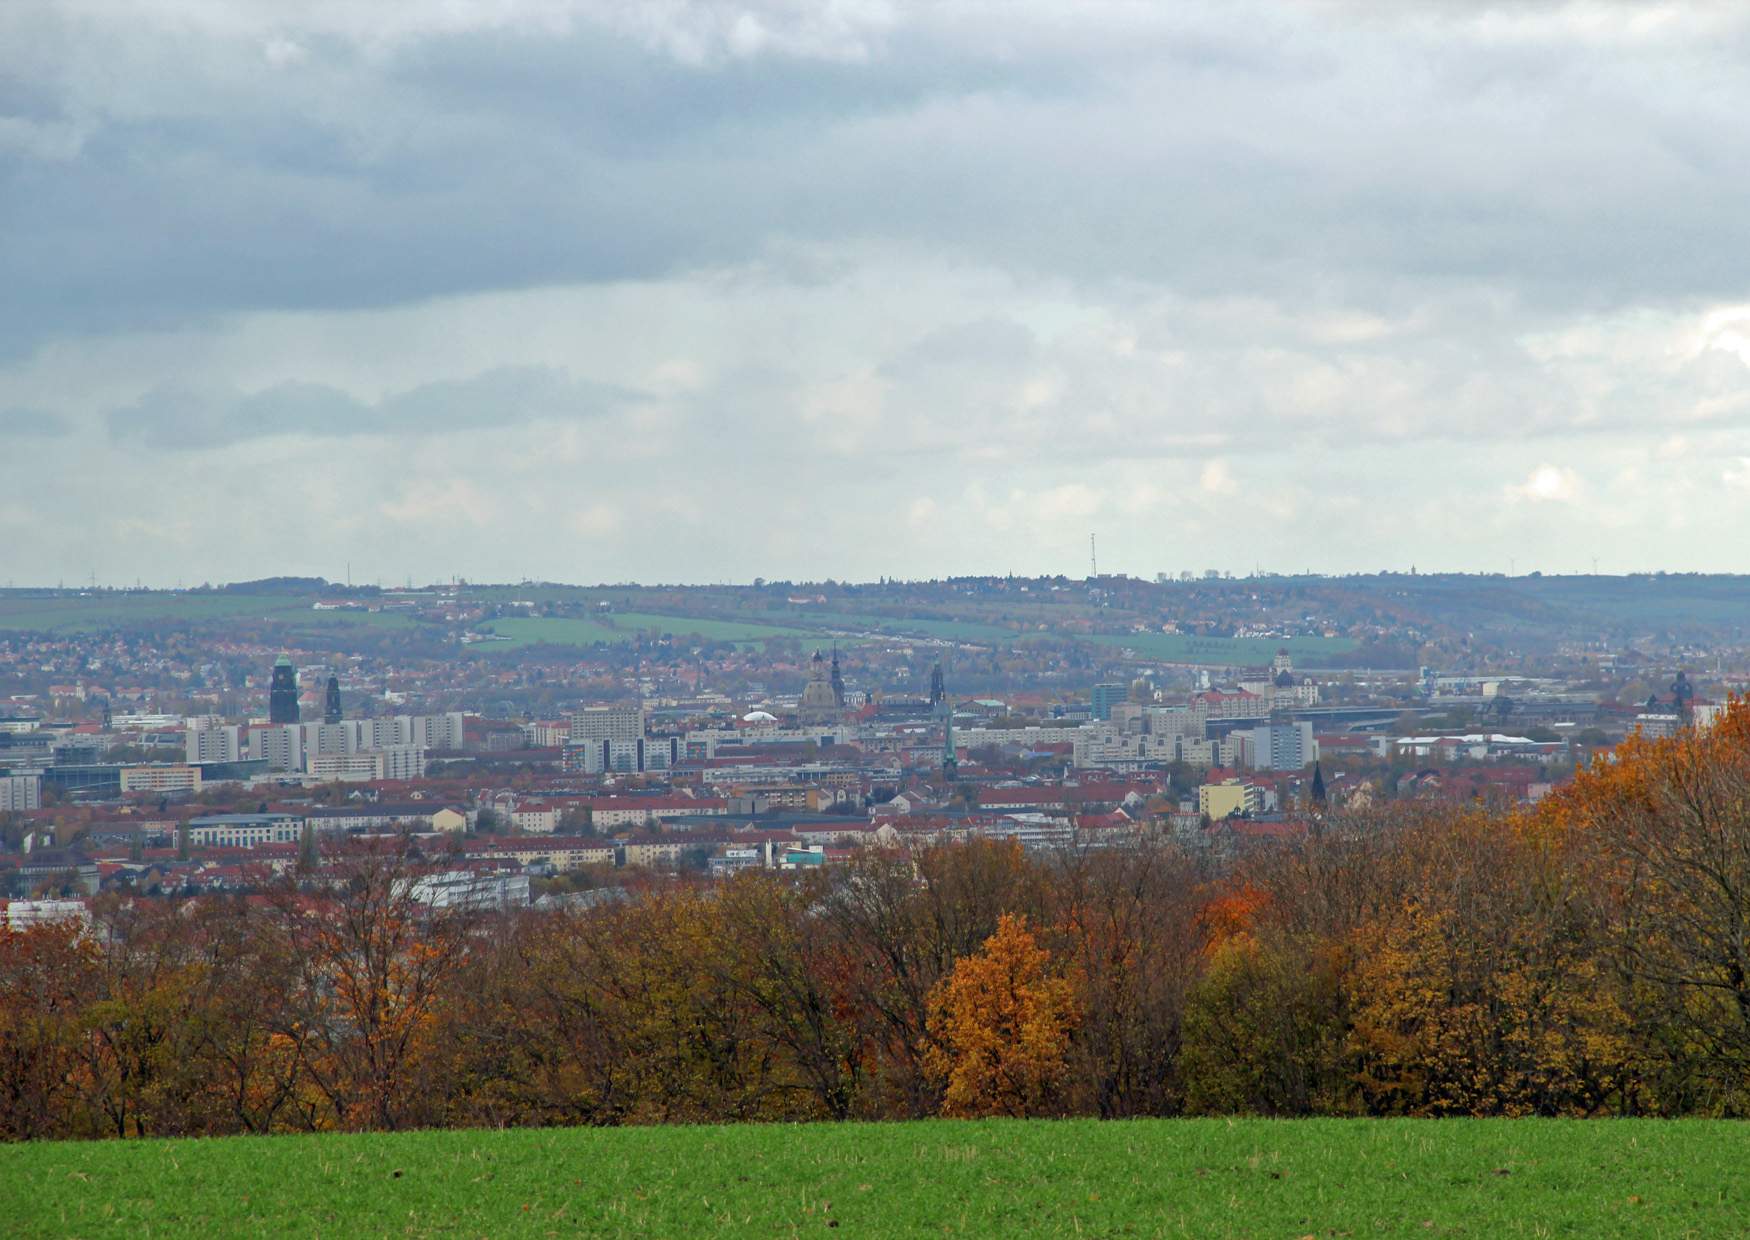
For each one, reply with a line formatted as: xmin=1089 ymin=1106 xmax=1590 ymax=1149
xmin=272 ymin=838 xmax=475 ymax=1131
xmin=924 ymin=913 xmax=1080 ymax=1118
xmin=1344 ymin=815 xmax=1629 ymax=1117
xmin=0 ymin=921 xmax=101 ymax=1139
xmin=1048 ymin=846 xmax=1205 ymax=1117
xmin=1545 ymin=701 xmax=1750 ymax=1111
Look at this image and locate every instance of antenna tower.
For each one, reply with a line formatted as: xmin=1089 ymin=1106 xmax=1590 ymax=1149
xmin=1090 ymin=533 xmax=1097 ymax=580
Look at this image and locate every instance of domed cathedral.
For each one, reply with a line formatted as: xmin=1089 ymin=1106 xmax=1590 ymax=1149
xmin=798 ymin=649 xmax=844 ymax=724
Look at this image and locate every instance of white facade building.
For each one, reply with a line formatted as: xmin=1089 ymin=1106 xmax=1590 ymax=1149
xmin=1236 ymin=721 xmax=1316 ymax=772
xmin=404 ymin=870 xmax=530 ymax=911
xmin=249 ymin=724 xmax=304 ymax=772
xmin=185 ymin=722 xmax=241 ymax=764
xmin=5 ymin=899 xmax=90 ymax=930
xmin=186 ymin=814 xmax=304 ymax=848
xmin=0 ymin=772 xmax=42 ymax=811
xmin=308 ymin=746 xmax=426 ymax=783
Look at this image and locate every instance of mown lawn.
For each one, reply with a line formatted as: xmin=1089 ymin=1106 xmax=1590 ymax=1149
xmin=4 ymin=1118 xmax=1743 ymax=1237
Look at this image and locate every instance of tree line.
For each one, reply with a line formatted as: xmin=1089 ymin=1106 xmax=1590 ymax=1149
xmin=8 ymin=707 xmax=1750 ymax=1139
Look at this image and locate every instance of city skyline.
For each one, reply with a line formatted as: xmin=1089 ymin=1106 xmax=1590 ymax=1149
xmin=6 ymin=3 xmax=1750 ymax=584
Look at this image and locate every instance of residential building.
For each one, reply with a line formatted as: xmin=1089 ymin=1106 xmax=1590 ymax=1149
xmin=1090 ymin=682 xmax=1126 ymax=722
xmin=186 ymin=813 xmax=304 ymax=848
xmin=465 ymin=836 xmax=615 ymax=872
xmin=248 ymin=724 xmax=303 ymax=773
xmin=509 ymin=804 xmax=560 ymax=834
xmin=1199 ymin=779 xmax=1261 ymax=821
xmin=0 ymin=772 xmax=42 ymax=811
xmin=5 ymin=899 xmax=90 ymax=930
xmin=1235 ymin=721 xmax=1316 ymax=772
xmin=308 ymin=746 xmax=426 ymax=783
xmin=570 ymin=705 xmax=644 ymax=745
xmin=403 ymin=870 xmax=530 ymax=911
xmin=185 ymin=721 xmax=241 ymax=764
xmin=119 ymin=764 xmax=203 ymax=795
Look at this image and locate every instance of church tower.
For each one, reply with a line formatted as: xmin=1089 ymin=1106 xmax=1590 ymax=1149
xmin=324 ymin=674 xmax=342 ymax=725
xmin=798 ymin=650 xmax=842 ymax=724
xmin=269 ymin=654 xmax=300 ymax=725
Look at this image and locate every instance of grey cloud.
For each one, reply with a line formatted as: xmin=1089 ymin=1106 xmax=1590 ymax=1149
xmin=0 ymin=407 xmax=71 ymax=437
xmin=106 ymin=365 xmax=637 ymax=449
xmin=884 ymin=319 xmax=1039 ymax=373
xmin=6 ymin=6 xmax=1750 ymax=358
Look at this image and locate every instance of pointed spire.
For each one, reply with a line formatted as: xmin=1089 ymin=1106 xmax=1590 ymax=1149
xmin=1310 ymin=760 xmax=1327 ymax=806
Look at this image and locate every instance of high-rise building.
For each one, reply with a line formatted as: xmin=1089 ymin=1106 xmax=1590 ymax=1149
xmin=566 ymin=735 xmax=678 ymax=775
xmin=309 ymin=746 xmax=426 ymax=783
xmin=570 ymin=705 xmax=645 ymax=744
xmin=185 ymin=721 xmax=241 ymax=764
xmin=1090 ymin=682 xmax=1126 ymax=722
xmin=269 ymin=655 xmax=300 ymax=724
xmin=248 ymin=724 xmax=303 ymax=772
xmin=1238 ymin=721 xmax=1316 ymax=772
xmin=324 ymin=675 xmax=342 ymax=725
xmin=0 ymin=772 xmax=42 ymax=811
xmin=300 ymin=721 xmax=356 ymax=758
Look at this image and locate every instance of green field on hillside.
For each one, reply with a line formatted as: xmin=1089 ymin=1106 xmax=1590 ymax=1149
xmin=0 ymin=592 xmax=419 ymax=635
xmin=6 ymin=1118 xmax=1745 ymax=1237
xmin=753 ymin=609 xmax=1020 ymax=643
xmin=478 ymin=613 xmax=817 ymax=649
xmin=1083 ymin=632 xmax=1357 ymax=666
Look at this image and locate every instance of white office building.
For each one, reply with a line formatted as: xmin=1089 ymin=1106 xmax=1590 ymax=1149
xmin=0 ymin=772 xmax=42 ymax=811
xmin=403 ymin=870 xmax=530 ymax=911
xmin=308 ymin=746 xmax=426 ymax=783
xmin=248 ymin=724 xmax=304 ymax=773
xmin=300 ymin=721 xmax=357 ymax=758
xmin=185 ymin=722 xmax=241 ymax=765
xmin=186 ymin=813 xmax=304 ymax=849
xmin=570 ymin=705 xmax=645 ymax=744
xmin=1236 ymin=721 xmax=1316 ymax=772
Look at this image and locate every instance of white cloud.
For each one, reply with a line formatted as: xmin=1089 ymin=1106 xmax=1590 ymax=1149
xmin=1511 ymin=464 xmax=1581 ymax=503
xmin=571 ymin=502 xmax=625 ymax=537
xmin=1200 ymin=460 xmax=1238 ymax=495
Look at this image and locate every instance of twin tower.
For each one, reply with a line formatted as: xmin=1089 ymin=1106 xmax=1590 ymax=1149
xmin=267 ymin=655 xmax=342 ymax=726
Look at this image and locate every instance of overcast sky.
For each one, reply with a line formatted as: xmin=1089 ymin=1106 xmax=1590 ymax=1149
xmin=4 ymin=1 xmax=1749 ymax=586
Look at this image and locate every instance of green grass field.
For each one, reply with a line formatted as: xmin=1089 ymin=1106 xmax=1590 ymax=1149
xmin=759 ymin=610 xmax=1021 ymax=643
xmin=478 ymin=613 xmax=818 ymax=649
xmin=5 ymin=1118 xmax=1744 ymax=1237
xmin=0 ymin=592 xmax=420 ymax=635
xmin=1082 ymin=632 xmax=1357 ymax=666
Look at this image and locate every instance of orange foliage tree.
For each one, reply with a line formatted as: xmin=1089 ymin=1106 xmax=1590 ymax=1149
xmin=924 ymin=913 xmax=1080 ymax=1118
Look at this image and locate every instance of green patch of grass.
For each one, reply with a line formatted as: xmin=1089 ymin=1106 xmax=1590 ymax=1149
xmin=0 ymin=592 xmax=422 ymax=635
xmin=479 ymin=613 xmax=817 ymax=649
xmin=754 ymin=609 xmax=1019 ymax=643
xmin=1081 ymin=632 xmax=1357 ymax=666
xmin=5 ymin=1118 xmax=1744 ymax=1237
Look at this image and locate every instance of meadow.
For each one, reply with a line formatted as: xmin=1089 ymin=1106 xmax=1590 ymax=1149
xmin=0 ymin=591 xmax=419 ymax=635
xmin=1080 ymin=631 xmax=1357 ymax=666
xmin=5 ymin=1117 xmax=1742 ymax=1237
xmin=478 ymin=612 xmax=818 ymax=649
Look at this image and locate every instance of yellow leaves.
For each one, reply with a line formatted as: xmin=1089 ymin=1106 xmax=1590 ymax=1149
xmin=923 ymin=914 xmax=1080 ymax=1119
